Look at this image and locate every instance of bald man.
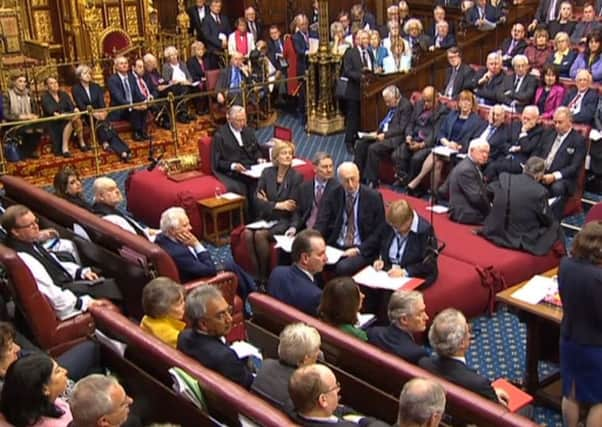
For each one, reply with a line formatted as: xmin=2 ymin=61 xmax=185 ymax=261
xmin=315 ymin=162 xmax=385 ymax=276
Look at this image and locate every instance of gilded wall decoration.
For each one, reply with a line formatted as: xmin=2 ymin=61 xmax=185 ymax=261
xmin=33 ymin=10 xmax=52 ymax=42
xmin=31 ymin=0 xmax=48 ymax=6
xmin=107 ymin=6 xmax=121 ymax=27
xmin=126 ymin=5 xmax=138 ymax=35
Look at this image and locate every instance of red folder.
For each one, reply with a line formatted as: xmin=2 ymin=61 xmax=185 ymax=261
xmin=491 ymin=379 xmax=533 ymax=412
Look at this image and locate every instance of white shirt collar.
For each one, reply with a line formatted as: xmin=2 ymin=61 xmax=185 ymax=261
xmin=409 ymin=211 xmax=419 ymax=233
xmin=449 ymin=355 xmax=467 ymax=364
xmin=295 ymin=264 xmax=315 ymax=282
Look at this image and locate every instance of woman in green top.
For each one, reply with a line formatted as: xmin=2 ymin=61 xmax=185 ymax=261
xmin=318 ymin=277 xmax=368 ymax=341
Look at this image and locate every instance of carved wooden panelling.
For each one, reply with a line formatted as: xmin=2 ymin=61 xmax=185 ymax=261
xmin=126 ymin=5 xmax=139 ymax=35
xmin=33 ymin=10 xmax=52 ymax=42
xmin=107 ymin=6 xmax=121 ymax=27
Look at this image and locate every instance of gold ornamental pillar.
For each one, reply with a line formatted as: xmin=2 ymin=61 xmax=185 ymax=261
xmin=307 ymin=0 xmax=344 ymax=135
xmin=145 ymin=0 xmax=160 ymax=56
xmin=82 ymin=0 xmax=104 ymax=85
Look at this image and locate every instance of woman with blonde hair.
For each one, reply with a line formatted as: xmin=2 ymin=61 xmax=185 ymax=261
xmin=242 ymin=139 xmax=302 ymax=287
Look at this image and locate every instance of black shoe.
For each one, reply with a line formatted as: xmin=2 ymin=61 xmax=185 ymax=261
xmin=177 ymin=113 xmax=191 ymax=124
xmin=133 ymin=132 xmax=145 ymax=141
xmin=160 ymin=119 xmax=172 ymax=130
xmin=141 ymin=132 xmax=150 ymax=140
xmin=407 ymin=186 xmax=425 ymax=198
xmin=28 ymin=152 xmax=40 ymax=159
xmin=79 ymin=144 xmax=91 ymax=152
xmin=121 ymin=152 xmax=131 ymax=163
xmin=61 ymin=151 xmax=72 ymax=158
xmin=393 ymin=173 xmax=409 ymax=188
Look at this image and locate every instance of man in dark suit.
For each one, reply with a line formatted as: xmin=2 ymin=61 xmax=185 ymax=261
xmin=397 ymin=379 xmax=447 ymax=427
xmin=534 ymin=107 xmax=587 ymax=219
xmin=216 ymin=51 xmax=252 ymax=106
xmin=178 ymin=286 xmax=254 ymax=389
xmin=342 ymin=30 xmax=374 ymax=153
xmin=354 ymin=85 xmax=412 ymax=187
xmin=267 ymin=230 xmax=327 ymax=316
xmin=571 ymin=3 xmax=600 ymax=44
xmin=187 ymin=0 xmax=209 ymax=42
xmin=290 ymin=152 xmax=337 ymax=233
xmin=474 ymin=105 xmax=511 ymax=163
xmin=289 ymin=364 xmax=390 ymax=427
xmin=315 ymin=162 xmax=385 ymax=276
xmin=467 ymin=0 xmax=504 ymax=28
xmin=404 ymin=19 xmax=432 ymax=57
xmin=368 ymin=290 xmax=429 ymax=364
xmin=528 ymin=0 xmax=562 ymax=32
xmin=500 ymin=23 xmax=528 ymax=67
xmin=292 ymin=14 xmax=311 ymax=121
xmin=200 ymin=0 xmax=231 ymax=64
xmin=562 ymin=69 xmax=599 ymax=126
xmin=211 ymin=106 xmax=265 ymax=207
xmin=244 ymin=6 xmax=262 ymax=42
xmin=442 ymin=47 xmax=475 ymax=99
xmin=497 ymin=54 xmax=537 ymax=112
xmin=473 ymin=52 xmax=505 ymax=106
xmin=267 ymin=25 xmax=287 ymax=73
xmin=448 ymin=139 xmax=491 ymax=224
xmin=484 ymin=106 xmax=544 ymax=180
xmin=393 ymin=86 xmax=449 ymax=186
xmin=428 ymin=21 xmax=456 ymax=51
xmin=420 ymin=309 xmax=509 ymax=405
xmin=107 ymin=56 xmax=149 ymax=141
xmin=481 ymin=157 xmax=562 ymax=255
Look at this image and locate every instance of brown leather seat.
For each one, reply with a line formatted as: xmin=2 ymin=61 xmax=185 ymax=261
xmin=89 ymin=305 xmax=299 ymax=427
xmin=0 ymin=244 xmax=95 ymax=354
xmin=248 ymin=293 xmax=539 ymax=427
xmin=0 ymin=175 xmax=246 ymax=341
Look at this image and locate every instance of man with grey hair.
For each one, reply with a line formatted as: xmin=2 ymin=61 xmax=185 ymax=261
xmin=107 ymin=55 xmax=149 ymax=141
xmin=69 ymin=374 xmax=133 ymax=427
xmin=211 ymin=106 xmax=265 ymax=216
xmin=315 ymin=162 xmax=385 ymax=276
xmin=397 ymin=378 xmax=446 ymax=427
xmin=155 ymin=207 xmax=257 ymax=297
xmin=92 ymin=177 xmax=158 ymax=241
xmin=447 ymin=139 xmax=491 ymax=224
xmin=419 ymin=309 xmax=509 ymax=405
xmin=562 ymin=69 xmax=598 ymax=126
xmin=177 ymin=285 xmax=254 ymax=389
xmin=481 ymin=156 xmax=561 ymax=255
xmin=474 ymin=105 xmax=510 ymax=163
xmin=354 ymin=85 xmax=412 ymax=188
xmin=368 ymin=290 xmax=429 ymax=363
xmin=498 ymin=54 xmax=537 ymax=112
xmin=253 ymin=323 xmax=322 ymax=409
xmin=473 ymin=51 xmax=504 ymax=106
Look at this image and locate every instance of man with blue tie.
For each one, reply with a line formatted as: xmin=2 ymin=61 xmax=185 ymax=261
xmin=354 ymin=85 xmax=412 ymax=188
xmin=267 ymin=229 xmax=327 ymax=315
xmin=315 ymin=162 xmax=385 ymax=276
xmin=107 ymin=56 xmax=149 ymax=141
xmin=267 ymin=25 xmax=287 ymax=73
xmin=216 ymin=52 xmax=251 ymax=106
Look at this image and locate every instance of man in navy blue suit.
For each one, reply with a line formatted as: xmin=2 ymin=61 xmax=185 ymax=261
xmin=178 ymin=285 xmax=254 ymax=389
xmin=107 ymin=56 xmax=149 ymax=141
xmin=562 ymin=69 xmax=599 ymax=127
xmin=155 ymin=207 xmax=256 ymax=298
xmin=368 ymin=290 xmax=429 ymax=364
xmin=267 ymin=229 xmax=327 ymax=315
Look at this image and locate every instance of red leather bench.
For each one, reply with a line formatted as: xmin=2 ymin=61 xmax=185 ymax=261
xmin=0 ymin=244 xmax=95 ymax=355
xmin=378 ymin=189 xmax=563 ymax=313
xmin=0 ymin=175 xmax=245 ymax=341
xmin=90 ymin=305 xmax=299 ymax=427
xmin=248 ymin=293 xmax=539 ymax=427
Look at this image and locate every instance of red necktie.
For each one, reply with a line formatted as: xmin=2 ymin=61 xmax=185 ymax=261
xmin=138 ymin=76 xmax=149 ymax=98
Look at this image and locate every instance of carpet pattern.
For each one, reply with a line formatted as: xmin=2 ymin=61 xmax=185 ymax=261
xmin=71 ymin=112 xmax=581 ymax=426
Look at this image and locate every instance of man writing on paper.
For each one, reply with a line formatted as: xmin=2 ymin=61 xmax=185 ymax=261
xmin=315 ymin=162 xmax=385 ymax=276
xmin=211 ymin=106 xmax=266 ymax=217
xmin=267 ymin=229 xmax=327 ymax=315
xmin=371 ymin=199 xmax=438 ymax=286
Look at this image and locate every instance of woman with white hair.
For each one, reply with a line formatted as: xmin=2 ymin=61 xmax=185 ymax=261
xmin=252 ymin=323 xmax=321 ymax=409
xmin=161 ymin=46 xmax=195 ymax=123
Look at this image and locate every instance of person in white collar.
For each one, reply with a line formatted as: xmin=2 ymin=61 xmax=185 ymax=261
xmin=372 ymin=199 xmax=438 ymax=285
xmin=534 ymin=106 xmax=586 ymax=219
xmin=419 ymin=308 xmax=510 ymax=406
xmin=289 ymin=364 xmax=389 ymax=426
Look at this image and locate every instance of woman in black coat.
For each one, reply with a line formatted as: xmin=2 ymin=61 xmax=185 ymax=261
xmin=41 ymin=76 xmax=88 ymax=157
xmin=558 ymin=221 xmax=602 ymax=427
xmin=242 ymin=139 xmax=302 ymax=287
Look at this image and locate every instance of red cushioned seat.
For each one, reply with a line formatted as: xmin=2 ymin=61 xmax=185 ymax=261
xmin=126 ymin=169 xmax=226 ymax=238
xmin=378 ymin=190 xmax=562 ymax=314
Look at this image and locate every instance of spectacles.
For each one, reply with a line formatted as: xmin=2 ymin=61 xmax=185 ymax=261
xmin=14 ymin=217 xmax=39 ymax=229
xmin=322 ymin=382 xmax=341 ymax=395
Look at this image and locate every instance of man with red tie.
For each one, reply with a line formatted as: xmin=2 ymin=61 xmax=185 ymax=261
xmin=562 ymin=69 xmax=599 ymax=126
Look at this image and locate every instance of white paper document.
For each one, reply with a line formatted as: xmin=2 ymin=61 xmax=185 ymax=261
xmin=432 ymin=146 xmax=458 ymax=157
xmin=219 ymin=192 xmax=243 ymax=201
xmin=230 ymin=341 xmax=263 ymax=360
xmin=355 ymin=313 xmax=376 ymax=328
xmin=426 ymin=205 xmax=449 ymax=214
xmin=511 ymin=275 xmax=558 ymax=305
xmin=357 ymin=131 xmax=378 ymax=140
xmin=353 ymin=266 xmax=414 ymax=291
xmin=274 ymin=234 xmax=345 ymax=265
xmin=246 ymin=220 xmax=278 ymax=230
xmin=242 ymin=159 xmax=306 ymax=178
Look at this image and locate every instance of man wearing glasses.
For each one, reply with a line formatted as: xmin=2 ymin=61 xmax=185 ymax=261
xmin=1 ymin=204 xmax=121 ymax=320
xmin=177 ymin=285 xmax=254 ymax=389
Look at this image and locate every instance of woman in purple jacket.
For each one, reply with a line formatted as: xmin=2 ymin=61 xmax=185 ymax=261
xmin=570 ymin=30 xmax=602 ymax=82
xmin=534 ymin=64 xmax=566 ymax=120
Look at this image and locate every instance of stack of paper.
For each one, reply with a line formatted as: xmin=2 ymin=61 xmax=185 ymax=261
xmin=353 ymin=266 xmax=420 ymax=291
xmin=246 ymin=220 xmax=278 ymax=230
xmin=274 ymin=235 xmax=345 ymax=265
xmin=242 ymin=159 xmax=306 ymax=178
xmin=511 ymin=275 xmax=558 ymax=305
xmin=426 ymin=205 xmax=449 ymax=214
xmin=230 ymin=341 xmax=263 ymax=360
xmin=432 ymin=146 xmax=458 ymax=157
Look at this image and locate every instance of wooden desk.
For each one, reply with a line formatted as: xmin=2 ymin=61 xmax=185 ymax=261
xmin=496 ymin=268 xmax=563 ymax=408
xmin=198 ymin=195 xmax=245 ymax=246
